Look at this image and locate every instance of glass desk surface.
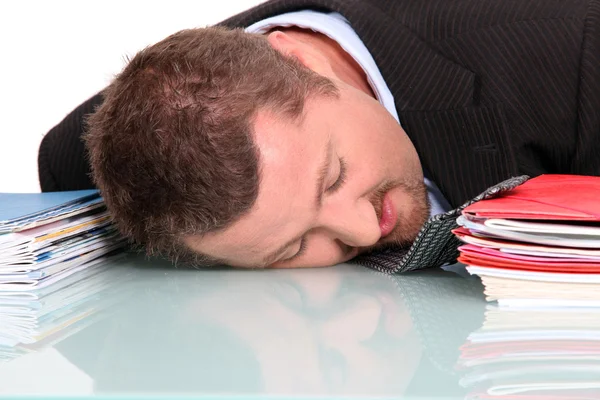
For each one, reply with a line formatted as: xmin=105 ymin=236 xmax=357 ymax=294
xmin=1 ymin=254 xmax=598 ymax=399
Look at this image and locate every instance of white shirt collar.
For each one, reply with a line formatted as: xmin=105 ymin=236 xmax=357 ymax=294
xmin=245 ymin=10 xmax=400 ymax=124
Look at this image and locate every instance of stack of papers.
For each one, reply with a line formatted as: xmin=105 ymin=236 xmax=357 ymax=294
xmin=458 ymin=306 xmax=600 ymax=399
xmin=453 ymin=174 xmax=600 ymax=307
xmin=0 ymin=190 xmax=126 ymax=290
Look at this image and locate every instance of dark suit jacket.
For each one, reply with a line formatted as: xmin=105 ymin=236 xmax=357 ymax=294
xmin=39 ymin=0 xmax=600 ymax=209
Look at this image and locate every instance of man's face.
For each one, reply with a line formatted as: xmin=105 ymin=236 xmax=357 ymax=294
xmin=186 ymin=79 xmax=430 ymax=268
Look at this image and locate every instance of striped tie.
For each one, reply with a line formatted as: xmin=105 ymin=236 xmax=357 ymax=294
xmin=352 ymin=176 xmax=529 ymax=274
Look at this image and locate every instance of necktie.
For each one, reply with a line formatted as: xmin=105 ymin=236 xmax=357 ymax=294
xmin=352 ymin=175 xmax=529 ymax=274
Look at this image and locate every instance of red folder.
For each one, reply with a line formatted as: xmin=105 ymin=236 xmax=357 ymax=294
xmin=462 ymin=174 xmax=600 ymax=221
xmin=457 ymin=245 xmax=600 ymax=273
xmin=457 ymin=174 xmax=600 ymax=274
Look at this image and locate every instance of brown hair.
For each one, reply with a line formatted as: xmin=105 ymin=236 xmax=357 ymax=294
xmin=85 ymin=27 xmax=338 ymax=266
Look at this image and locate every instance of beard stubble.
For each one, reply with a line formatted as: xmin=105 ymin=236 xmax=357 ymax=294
xmin=364 ymin=178 xmax=431 ymax=254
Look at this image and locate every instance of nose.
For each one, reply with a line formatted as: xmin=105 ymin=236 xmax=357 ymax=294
xmin=316 ymin=197 xmax=381 ymax=247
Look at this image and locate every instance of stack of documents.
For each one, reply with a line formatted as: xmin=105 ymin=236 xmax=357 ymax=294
xmin=0 ymin=190 xmax=126 ymax=290
xmin=458 ymin=306 xmax=600 ymax=399
xmin=453 ymin=175 xmax=600 ymax=307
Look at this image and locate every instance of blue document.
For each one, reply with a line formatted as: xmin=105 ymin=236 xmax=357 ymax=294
xmin=0 ymin=190 xmax=101 ymax=233
xmin=0 ymin=190 xmax=99 ymax=222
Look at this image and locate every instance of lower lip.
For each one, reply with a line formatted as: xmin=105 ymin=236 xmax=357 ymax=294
xmin=379 ymin=191 xmax=398 ymax=238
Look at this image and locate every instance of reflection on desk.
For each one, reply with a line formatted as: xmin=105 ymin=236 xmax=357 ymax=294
xmin=0 ymin=259 xmax=135 ymax=361
xmin=459 ymin=306 xmax=600 ymax=399
xmin=3 ymin=254 xmax=490 ymax=399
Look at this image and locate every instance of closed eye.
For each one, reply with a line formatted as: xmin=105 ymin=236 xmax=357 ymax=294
xmin=282 ymin=236 xmax=308 ymax=263
xmin=326 ymin=157 xmax=347 ymax=193
xmin=281 ymin=158 xmax=347 ymax=265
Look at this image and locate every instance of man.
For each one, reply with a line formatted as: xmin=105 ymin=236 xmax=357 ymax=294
xmin=38 ymin=0 xmax=600 ymax=270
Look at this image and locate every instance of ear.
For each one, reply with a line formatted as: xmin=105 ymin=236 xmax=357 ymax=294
xmin=266 ymin=30 xmax=336 ymax=78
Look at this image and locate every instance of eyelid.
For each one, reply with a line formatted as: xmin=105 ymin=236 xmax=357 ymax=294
xmin=326 ymin=157 xmax=347 ymax=193
xmin=282 ymin=157 xmax=346 ymax=265
xmin=284 ymin=236 xmax=308 ymax=263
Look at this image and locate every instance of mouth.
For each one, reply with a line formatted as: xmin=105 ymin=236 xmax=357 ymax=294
xmin=379 ymin=190 xmax=398 ymax=238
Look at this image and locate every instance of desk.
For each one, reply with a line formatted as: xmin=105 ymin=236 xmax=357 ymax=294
xmin=1 ymin=254 xmax=596 ymax=399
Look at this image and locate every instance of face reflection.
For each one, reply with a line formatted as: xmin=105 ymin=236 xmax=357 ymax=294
xmin=187 ymin=79 xmax=429 ymax=268
xmin=185 ymin=267 xmax=422 ymax=395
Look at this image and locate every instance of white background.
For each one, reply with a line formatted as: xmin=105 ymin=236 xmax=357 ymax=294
xmin=0 ymin=0 xmax=266 ymax=193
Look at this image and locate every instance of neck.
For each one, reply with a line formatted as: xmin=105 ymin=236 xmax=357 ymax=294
xmin=274 ymin=27 xmax=376 ymax=99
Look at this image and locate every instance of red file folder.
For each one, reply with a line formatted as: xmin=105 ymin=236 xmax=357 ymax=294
xmin=462 ymin=174 xmax=600 ymax=222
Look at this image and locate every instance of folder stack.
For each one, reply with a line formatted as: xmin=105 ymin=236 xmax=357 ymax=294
xmin=0 ymin=190 xmax=126 ymax=291
xmin=453 ymin=175 xmax=600 ymax=307
xmin=458 ymin=306 xmax=600 ymax=399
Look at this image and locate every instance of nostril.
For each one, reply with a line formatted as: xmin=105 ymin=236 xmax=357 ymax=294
xmin=336 ymin=239 xmax=356 ymax=258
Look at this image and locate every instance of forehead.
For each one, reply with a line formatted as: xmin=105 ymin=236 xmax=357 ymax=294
xmin=187 ymin=105 xmax=328 ymax=266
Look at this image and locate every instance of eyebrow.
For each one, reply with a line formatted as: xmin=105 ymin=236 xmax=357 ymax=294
xmin=259 ymin=137 xmax=332 ymax=267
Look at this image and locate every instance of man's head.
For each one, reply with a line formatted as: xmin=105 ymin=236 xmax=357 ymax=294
xmin=85 ymin=26 xmax=429 ymax=268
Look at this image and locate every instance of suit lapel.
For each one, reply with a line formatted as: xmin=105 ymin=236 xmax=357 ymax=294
xmin=221 ymin=0 xmax=519 ymax=207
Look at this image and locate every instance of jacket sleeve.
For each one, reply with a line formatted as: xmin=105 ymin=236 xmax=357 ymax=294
xmin=38 ymin=93 xmax=103 ymax=192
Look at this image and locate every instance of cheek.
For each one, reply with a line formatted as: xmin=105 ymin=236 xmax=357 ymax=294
xmin=341 ymin=114 xmax=406 ymax=169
